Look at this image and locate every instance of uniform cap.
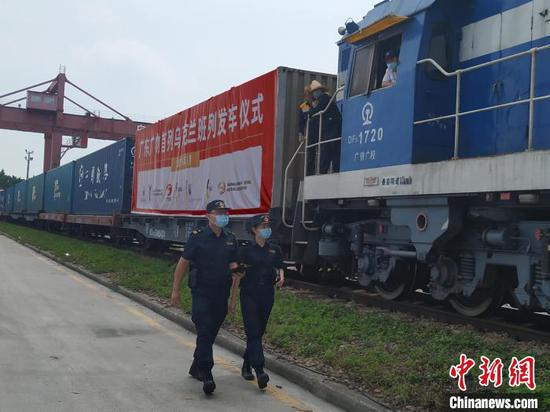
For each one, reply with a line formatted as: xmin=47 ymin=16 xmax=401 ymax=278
xmin=246 ymin=214 xmax=271 ymax=231
xmin=206 ymin=199 xmax=230 ymax=213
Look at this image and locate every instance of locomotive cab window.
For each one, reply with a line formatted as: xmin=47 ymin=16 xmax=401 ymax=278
xmin=349 ymin=44 xmax=375 ymax=97
xmin=370 ymin=34 xmax=402 ymax=91
xmin=348 ymin=33 xmax=402 ymax=97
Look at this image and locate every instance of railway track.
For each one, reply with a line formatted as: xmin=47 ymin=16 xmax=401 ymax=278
xmin=5 ymin=223 xmax=550 ymax=344
xmin=285 ymin=278 xmax=550 ymax=344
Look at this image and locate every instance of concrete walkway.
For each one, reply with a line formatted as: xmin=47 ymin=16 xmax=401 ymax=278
xmin=0 ymin=235 xmax=344 ymax=412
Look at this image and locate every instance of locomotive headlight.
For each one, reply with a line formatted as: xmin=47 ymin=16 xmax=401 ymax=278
xmin=345 ymin=19 xmax=359 ymax=34
xmin=338 ymin=18 xmax=360 ymax=36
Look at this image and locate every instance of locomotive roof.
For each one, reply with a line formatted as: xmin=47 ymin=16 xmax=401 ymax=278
xmin=359 ymin=0 xmax=436 ymax=29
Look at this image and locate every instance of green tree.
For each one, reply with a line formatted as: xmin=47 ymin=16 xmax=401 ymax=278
xmin=0 ymin=169 xmax=23 ymax=189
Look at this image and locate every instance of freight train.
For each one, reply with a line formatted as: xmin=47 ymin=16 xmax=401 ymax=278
xmin=2 ymin=0 xmax=550 ymax=317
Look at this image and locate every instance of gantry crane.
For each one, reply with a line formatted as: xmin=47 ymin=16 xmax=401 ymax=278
xmin=0 ymin=68 xmax=147 ymax=171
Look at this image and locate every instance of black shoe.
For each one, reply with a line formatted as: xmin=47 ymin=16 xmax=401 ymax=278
xmin=202 ymin=373 xmax=216 ymax=395
xmin=241 ymin=361 xmax=254 ymax=381
xmin=255 ymin=369 xmax=269 ymax=389
xmin=188 ymin=363 xmax=203 ymax=381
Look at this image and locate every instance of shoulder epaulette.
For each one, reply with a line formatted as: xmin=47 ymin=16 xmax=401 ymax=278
xmin=223 ymin=228 xmax=236 ymax=237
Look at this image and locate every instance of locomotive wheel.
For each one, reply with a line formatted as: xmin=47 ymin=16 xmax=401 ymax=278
xmin=449 ymin=288 xmax=503 ymax=317
xmin=375 ymin=261 xmax=415 ymax=300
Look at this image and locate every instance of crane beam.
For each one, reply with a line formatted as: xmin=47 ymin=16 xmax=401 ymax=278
xmin=0 ymin=72 xmax=147 ymax=171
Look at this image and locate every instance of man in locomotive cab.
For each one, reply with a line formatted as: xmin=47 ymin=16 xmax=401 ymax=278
xmin=307 ymin=80 xmax=342 ymax=175
xmin=381 ymin=50 xmax=399 ymax=88
xmin=170 ymin=199 xmax=241 ymax=395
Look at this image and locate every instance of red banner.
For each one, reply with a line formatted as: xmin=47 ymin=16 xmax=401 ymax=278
xmin=131 ymin=70 xmax=277 ymax=216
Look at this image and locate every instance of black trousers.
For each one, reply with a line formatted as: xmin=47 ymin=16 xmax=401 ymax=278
xmin=191 ymin=285 xmax=230 ymax=372
xmin=306 ymin=140 xmax=340 ymax=175
xmin=240 ymin=286 xmax=274 ymax=370
xmin=320 ymin=140 xmax=340 ymax=174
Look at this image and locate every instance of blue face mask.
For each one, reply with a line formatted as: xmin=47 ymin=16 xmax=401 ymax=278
xmin=259 ymin=228 xmax=272 ymax=240
xmin=387 ymin=62 xmax=398 ymax=71
xmin=214 ymin=214 xmax=229 ymax=228
xmin=312 ymin=90 xmax=323 ymax=99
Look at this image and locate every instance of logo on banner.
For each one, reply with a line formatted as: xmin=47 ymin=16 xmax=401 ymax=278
xmin=218 ymin=181 xmax=227 ymax=195
xmin=165 ymin=184 xmax=173 ymax=198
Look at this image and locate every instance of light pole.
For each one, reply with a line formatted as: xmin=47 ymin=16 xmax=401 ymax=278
xmin=24 ymin=149 xmax=34 ymax=180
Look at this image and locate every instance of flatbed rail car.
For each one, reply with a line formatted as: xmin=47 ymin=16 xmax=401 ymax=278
xmin=294 ymin=0 xmax=550 ymax=316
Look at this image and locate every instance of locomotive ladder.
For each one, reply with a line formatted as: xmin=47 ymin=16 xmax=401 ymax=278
xmin=281 ymin=86 xmax=345 ymax=232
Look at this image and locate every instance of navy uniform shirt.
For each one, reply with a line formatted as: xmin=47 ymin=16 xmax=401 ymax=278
xmin=309 ymin=92 xmax=342 ymax=141
xmin=238 ymin=241 xmax=284 ymax=290
xmin=182 ymin=225 xmax=238 ymax=288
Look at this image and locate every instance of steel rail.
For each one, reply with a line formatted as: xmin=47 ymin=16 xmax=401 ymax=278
xmin=286 ymin=278 xmax=550 ymax=344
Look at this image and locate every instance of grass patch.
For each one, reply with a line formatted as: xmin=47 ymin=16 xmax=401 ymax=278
xmin=1 ymin=221 xmax=548 ymax=410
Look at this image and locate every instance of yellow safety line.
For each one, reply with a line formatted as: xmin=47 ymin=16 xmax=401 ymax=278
xmin=34 ymin=252 xmax=313 ymax=412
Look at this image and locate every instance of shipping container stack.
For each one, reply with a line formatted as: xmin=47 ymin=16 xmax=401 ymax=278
xmin=26 ymin=174 xmax=45 ymax=214
xmin=43 ymin=162 xmax=75 ymax=214
xmin=72 ymin=138 xmax=134 ymax=215
xmin=0 ymin=189 xmax=5 ymax=215
xmin=5 ymin=186 xmax=14 ymax=214
xmin=13 ymin=181 xmax=28 ymax=214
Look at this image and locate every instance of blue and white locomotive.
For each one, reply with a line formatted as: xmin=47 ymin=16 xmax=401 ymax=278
xmin=292 ymin=0 xmax=550 ymax=316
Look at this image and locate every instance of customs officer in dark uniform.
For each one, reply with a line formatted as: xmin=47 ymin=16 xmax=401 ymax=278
xmin=233 ymin=214 xmax=285 ymax=389
xmin=170 ymin=199 xmax=240 ymax=395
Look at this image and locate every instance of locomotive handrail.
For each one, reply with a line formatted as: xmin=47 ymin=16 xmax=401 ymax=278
xmin=282 ymin=140 xmax=304 ymax=228
xmin=302 ymin=117 xmax=320 ymax=231
xmin=308 ymin=86 xmax=345 ymax=175
xmin=301 ymin=85 xmax=345 ymax=232
xmin=415 ymin=43 xmax=550 ymax=159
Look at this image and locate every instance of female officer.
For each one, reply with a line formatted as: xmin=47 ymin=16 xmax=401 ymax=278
xmin=234 ymin=214 xmax=284 ymax=389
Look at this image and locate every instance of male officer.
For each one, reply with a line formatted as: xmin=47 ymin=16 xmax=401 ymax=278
xmin=170 ymin=199 xmax=239 ymax=395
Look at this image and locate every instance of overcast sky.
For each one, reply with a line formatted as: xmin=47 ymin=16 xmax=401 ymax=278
xmin=0 ymin=0 xmax=376 ymax=178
